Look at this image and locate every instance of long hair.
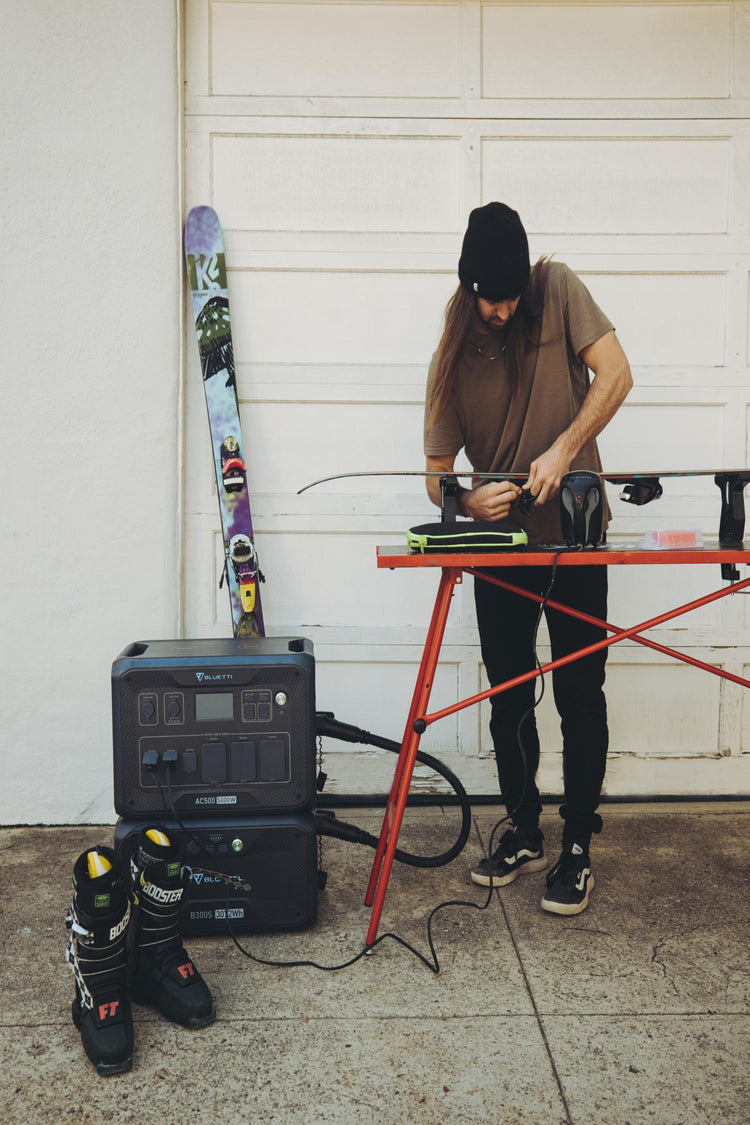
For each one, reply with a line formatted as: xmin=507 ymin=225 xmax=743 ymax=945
xmin=428 ymin=257 xmax=551 ymax=428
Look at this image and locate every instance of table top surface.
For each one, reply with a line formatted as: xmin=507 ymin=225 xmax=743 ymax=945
xmin=376 ymin=542 xmax=750 ymax=568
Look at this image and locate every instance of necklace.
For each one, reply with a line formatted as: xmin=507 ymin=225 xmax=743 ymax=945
xmin=469 ymin=338 xmax=506 ymax=360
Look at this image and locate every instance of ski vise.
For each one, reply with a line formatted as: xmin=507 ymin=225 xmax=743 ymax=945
xmin=714 ymin=472 xmax=750 ymax=546
xmin=439 ymin=475 xmax=461 ymax=523
xmin=715 ymin=471 xmax=750 ymax=580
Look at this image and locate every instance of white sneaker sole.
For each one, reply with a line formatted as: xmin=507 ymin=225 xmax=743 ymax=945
xmin=470 ymin=855 xmax=547 ymax=887
xmin=541 ymin=873 xmax=595 ymax=915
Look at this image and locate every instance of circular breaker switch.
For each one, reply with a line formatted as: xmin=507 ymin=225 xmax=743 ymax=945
xmin=164 ymin=692 xmax=184 ymax=724
xmin=138 ymin=693 xmax=158 ymax=725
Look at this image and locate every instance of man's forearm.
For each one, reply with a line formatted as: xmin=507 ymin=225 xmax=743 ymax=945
xmin=553 ymin=359 xmax=633 ymax=463
xmin=524 ymin=331 xmax=633 ymax=503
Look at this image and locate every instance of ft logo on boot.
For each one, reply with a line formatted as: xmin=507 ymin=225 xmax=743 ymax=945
xmin=97 ymin=1000 xmax=121 ymax=1023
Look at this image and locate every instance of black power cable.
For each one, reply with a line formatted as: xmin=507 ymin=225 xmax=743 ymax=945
xmin=225 ymin=878 xmax=496 ymax=975
xmin=313 ymin=712 xmax=472 ymax=868
xmin=143 ymin=757 xmax=493 ymax=975
xmin=138 ymin=547 xmax=571 ymax=977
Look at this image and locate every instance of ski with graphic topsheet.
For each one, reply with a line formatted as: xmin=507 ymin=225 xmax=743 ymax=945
xmin=184 ymin=206 xmax=264 ymax=637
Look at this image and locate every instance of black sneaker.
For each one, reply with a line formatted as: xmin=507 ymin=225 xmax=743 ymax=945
xmin=470 ymin=827 xmax=546 ymax=887
xmin=541 ymin=844 xmax=594 ymax=915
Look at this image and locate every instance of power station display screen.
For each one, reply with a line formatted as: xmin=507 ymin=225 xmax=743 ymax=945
xmin=195 ymin=692 xmax=235 ymax=722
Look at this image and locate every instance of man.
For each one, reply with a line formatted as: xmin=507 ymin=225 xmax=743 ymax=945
xmin=423 ymin=202 xmax=632 ymax=915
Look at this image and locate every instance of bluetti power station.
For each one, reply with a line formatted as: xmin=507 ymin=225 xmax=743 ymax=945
xmin=112 ymin=637 xmax=318 ymax=934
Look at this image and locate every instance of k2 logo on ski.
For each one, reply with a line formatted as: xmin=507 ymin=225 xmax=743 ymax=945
xmin=188 ymin=252 xmax=226 ymax=293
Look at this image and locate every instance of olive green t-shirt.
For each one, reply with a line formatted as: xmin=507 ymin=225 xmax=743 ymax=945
xmin=423 ymin=261 xmax=614 ymax=544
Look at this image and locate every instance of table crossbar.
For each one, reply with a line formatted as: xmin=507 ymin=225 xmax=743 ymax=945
xmin=467 ymin=568 xmax=748 ymax=683
xmin=418 ymin=571 xmax=750 ymax=730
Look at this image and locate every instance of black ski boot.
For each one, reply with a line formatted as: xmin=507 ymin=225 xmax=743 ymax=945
xmin=65 ymin=846 xmax=133 ymax=1075
xmin=128 ymin=828 xmax=216 ymax=1029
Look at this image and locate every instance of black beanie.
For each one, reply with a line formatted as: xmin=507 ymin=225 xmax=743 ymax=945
xmin=458 ymin=202 xmax=530 ymax=302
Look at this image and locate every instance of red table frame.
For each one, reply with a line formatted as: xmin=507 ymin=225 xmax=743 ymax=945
xmin=363 ymin=544 xmax=750 ymax=945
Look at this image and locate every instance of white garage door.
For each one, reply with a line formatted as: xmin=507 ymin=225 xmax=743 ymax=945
xmin=183 ymin=0 xmax=750 ymax=797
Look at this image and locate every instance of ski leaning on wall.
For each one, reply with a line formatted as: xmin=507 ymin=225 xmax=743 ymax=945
xmin=184 ymin=205 xmax=265 ymax=637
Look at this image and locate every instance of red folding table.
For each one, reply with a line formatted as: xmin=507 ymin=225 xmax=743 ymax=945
xmin=363 ymin=542 xmax=750 ymax=945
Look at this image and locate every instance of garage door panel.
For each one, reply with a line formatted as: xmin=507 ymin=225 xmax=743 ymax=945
xmin=582 ymin=272 xmax=727 ymax=367
xmin=236 ymin=401 xmax=423 ymax=494
xmin=482 ymin=3 xmax=732 ymax=100
xmin=212 ymin=135 xmax=463 ymax=232
xmin=597 ymin=402 xmax=726 ymax=470
xmin=316 ymin=656 xmax=460 ymax=753
xmin=239 ymin=362 xmax=427 ymax=405
xmin=255 ymin=532 xmax=452 ymax=628
xmin=483 ymin=137 xmax=731 ymax=235
xmin=480 ymin=656 xmax=723 ymax=759
xmin=210 ymin=1 xmax=462 ymax=98
xmin=606 ymin=566 xmax=726 ymax=631
xmin=605 ymin=661 xmax=723 ymax=758
xmin=228 ymin=269 xmax=454 ymax=364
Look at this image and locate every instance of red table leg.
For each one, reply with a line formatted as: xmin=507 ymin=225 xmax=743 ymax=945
xmin=364 ymin=566 xmax=461 ymax=945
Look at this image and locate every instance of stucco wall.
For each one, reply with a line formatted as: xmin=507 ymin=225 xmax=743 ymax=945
xmin=0 ymin=2 xmax=181 ymax=822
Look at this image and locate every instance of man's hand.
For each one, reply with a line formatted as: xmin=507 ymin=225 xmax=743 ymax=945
xmin=522 ymin=442 xmax=571 ymax=506
xmin=425 ymin=455 xmax=520 ymax=521
xmin=464 ymin=480 xmax=521 ymax=521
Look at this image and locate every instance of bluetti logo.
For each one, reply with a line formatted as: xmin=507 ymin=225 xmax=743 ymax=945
xmin=195 ymin=671 xmax=234 ymax=682
xmin=191 ymin=872 xmax=222 ymax=886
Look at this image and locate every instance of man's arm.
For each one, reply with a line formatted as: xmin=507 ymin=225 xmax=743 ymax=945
xmin=523 ymin=329 xmax=633 ymax=505
xmin=425 ymin=454 xmax=520 ymax=521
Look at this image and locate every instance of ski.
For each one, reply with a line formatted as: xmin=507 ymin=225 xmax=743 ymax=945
xmin=184 ymin=206 xmax=264 ymax=637
xmin=298 ymin=468 xmax=750 ymax=494
xmin=298 ymin=469 xmax=750 ymax=546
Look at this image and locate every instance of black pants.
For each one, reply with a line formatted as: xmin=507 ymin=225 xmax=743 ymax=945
xmin=474 ymin=565 xmax=608 ymax=849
